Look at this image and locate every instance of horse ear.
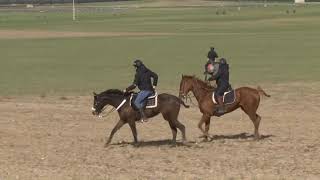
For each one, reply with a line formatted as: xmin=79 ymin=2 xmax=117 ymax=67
xmin=93 ymin=92 xmax=97 ymax=96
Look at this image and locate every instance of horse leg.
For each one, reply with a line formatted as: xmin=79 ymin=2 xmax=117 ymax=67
xmin=168 ymin=121 xmax=178 ymax=144
xmin=241 ymin=106 xmax=261 ymax=140
xmin=128 ymin=119 xmax=138 ymax=145
xmin=172 ymin=119 xmax=186 ymax=143
xmin=248 ymin=113 xmax=261 ymax=140
xmin=198 ymin=115 xmax=206 ymax=135
xmin=204 ymin=119 xmax=211 ymax=140
xmin=162 ymin=112 xmax=181 ymax=144
xmin=105 ymin=120 xmax=125 ymax=147
xmin=198 ymin=114 xmax=210 ymax=140
xmin=253 ymin=114 xmax=261 ymax=140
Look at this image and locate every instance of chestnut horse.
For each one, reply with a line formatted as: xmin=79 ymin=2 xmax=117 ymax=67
xmin=179 ymin=75 xmax=270 ymax=140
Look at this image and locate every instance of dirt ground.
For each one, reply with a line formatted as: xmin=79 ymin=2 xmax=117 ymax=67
xmin=0 ymin=82 xmax=320 ymax=179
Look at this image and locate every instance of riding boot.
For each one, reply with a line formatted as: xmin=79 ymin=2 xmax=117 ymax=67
xmin=139 ymin=108 xmax=148 ymax=123
xmin=216 ymin=96 xmax=225 ymax=116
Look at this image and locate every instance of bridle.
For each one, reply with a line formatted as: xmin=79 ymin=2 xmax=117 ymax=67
xmin=93 ymin=96 xmax=127 ymax=118
xmin=180 ymin=77 xmax=215 ymax=108
xmin=179 ymin=78 xmax=199 ymax=107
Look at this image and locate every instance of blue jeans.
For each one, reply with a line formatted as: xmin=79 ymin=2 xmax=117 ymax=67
xmin=134 ymin=90 xmax=153 ymax=109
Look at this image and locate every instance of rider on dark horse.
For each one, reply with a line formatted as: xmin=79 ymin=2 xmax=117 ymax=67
xmin=204 ymin=47 xmax=219 ymax=81
xmin=125 ymin=59 xmax=158 ymax=122
xmin=208 ymin=58 xmax=231 ymax=116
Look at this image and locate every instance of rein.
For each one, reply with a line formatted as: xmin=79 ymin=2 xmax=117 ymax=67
xmin=98 ymin=99 xmax=127 ymax=118
xmin=185 ymin=94 xmax=199 ymax=107
xmin=98 ymin=105 xmax=115 ymax=118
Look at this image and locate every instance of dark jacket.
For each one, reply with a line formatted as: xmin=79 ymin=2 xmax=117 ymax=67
xmin=126 ymin=64 xmax=158 ymax=92
xmin=211 ymin=63 xmax=229 ymax=86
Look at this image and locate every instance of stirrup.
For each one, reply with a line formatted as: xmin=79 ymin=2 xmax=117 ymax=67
xmin=139 ymin=118 xmax=148 ymax=123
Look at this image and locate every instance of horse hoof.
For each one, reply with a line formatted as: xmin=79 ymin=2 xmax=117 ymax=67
xmin=201 ymin=138 xmax=209 ymax=142
xmin=104 ymin=142 xmax=110 ymax=147
xmin=170 ymin=143 xmax=177 ymax=148
xmin=198 ymin=135 xmax=207 ymax=139
xmin=199 ymin=134 xmax=212 ymax=141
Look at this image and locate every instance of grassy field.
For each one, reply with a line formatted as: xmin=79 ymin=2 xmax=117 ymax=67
xmin=0 ymin=1 xmax=319 ymax=95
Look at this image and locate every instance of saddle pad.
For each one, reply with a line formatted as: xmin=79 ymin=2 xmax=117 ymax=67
xmin=212 ymin=90 xmax=236 ymax=105
xmin=130 ymin=92 xmax=158 ymax=109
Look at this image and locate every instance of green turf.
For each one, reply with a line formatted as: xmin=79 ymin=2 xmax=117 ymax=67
xmin=0 ymin=3 xmax=319 ymax=95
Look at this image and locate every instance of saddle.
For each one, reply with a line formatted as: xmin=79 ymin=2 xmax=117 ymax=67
xmin=212 ymin=89 xmax=236 ymax=105
xmin=130 ymin=92 xmax=158 ymax=110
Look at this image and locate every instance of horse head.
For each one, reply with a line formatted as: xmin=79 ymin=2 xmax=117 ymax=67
xmin=91 ymin=89 xmax=126 ymax=116
xmin=179 ymin=75 xmax=196 ymax=98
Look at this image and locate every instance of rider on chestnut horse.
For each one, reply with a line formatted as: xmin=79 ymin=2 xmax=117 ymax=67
xmin=208 ymin=58 xmax=231 ymax=116
xmin=203 ymin=47 xmax=231 ymax=115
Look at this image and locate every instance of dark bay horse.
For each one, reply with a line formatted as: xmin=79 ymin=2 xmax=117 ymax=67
xmin=91 ymin=89 xmax=189 ymax=146
xmin=179 ymin=75 xmax=270 ymax=140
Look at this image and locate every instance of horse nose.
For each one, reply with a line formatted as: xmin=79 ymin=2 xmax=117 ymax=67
xmin=91 ymin=107 xmax=97 ymax=115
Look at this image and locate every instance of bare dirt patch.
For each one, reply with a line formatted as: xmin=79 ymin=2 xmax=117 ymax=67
xmin=0 ymin=30 xmax=175 ymax=39
xmin=0 ymin=82 xmax=320 ymax=179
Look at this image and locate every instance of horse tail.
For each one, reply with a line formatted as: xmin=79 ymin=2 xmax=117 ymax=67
xmin=178 ymin=98 xmax=190 ymax=108
xmin=257 ymin=86 xmax=271 ymax=97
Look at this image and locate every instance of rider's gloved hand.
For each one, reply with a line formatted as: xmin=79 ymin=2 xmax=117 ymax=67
xmin=153 ymin=86 xmax=156 ymax=90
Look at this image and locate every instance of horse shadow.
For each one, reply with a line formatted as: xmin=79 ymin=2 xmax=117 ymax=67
xmin=110 ymin=139 xmax=193 ymax=148
xmin=108 ymin=133 xmax=274 ymax=148
xmin=208 ymin=132 xmax=274 ymax=141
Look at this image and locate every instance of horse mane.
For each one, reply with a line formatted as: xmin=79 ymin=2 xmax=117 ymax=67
xmin=183 ymin=75 xmax=215 ymax=91
xmin=194 ymin=78 xmax=215 ymax=90
xmin=99 ymin=89 xmax=124 ymax=96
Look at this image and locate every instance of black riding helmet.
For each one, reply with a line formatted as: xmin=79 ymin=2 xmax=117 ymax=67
xmin=133 ymin=59 xmax=143 ymax=67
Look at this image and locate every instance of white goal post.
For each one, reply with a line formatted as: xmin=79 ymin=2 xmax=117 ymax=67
xmin=72 ymin=0 xmax=76 ymax=20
